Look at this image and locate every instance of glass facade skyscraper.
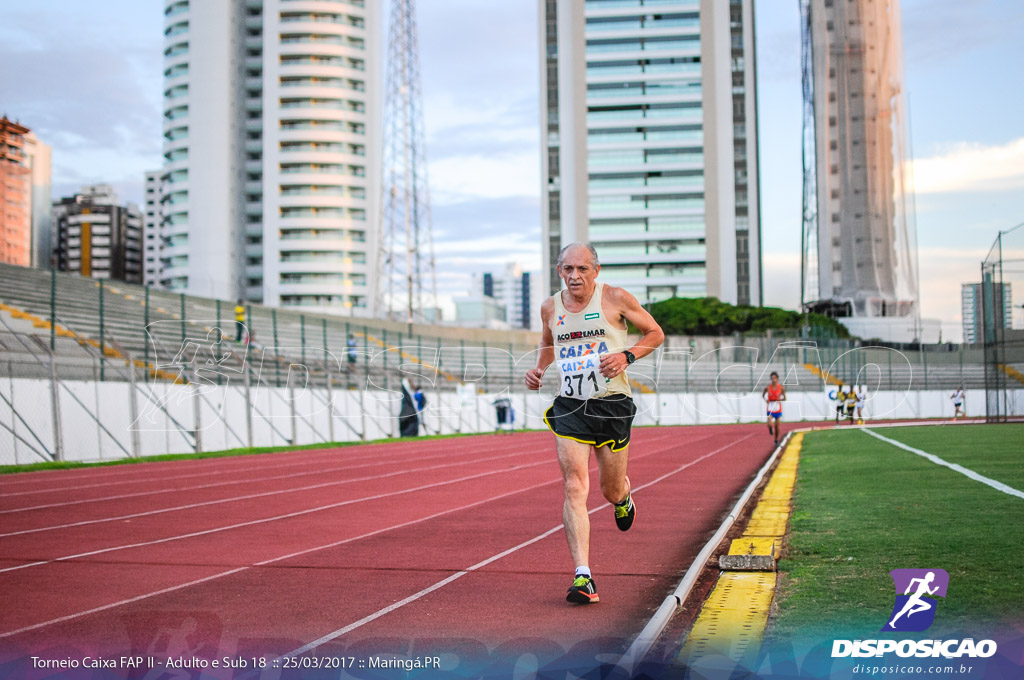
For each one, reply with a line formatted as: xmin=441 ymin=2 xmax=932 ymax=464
xmin=540 ymin=0 xmax=761 ymax=306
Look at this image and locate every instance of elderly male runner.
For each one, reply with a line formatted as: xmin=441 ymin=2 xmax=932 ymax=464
xmin=525 ymin=243 xmax=664 ymax=604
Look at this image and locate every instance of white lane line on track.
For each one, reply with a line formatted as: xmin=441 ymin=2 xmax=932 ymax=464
xmin=0 ymin=452 xmax=371 ymax=498
xmin=0 ymin=437 xmax=486 ymax=497
xmin=283 ymin=432 xmax=757 ymax=657
xmin=863 ymin=428 xmax=1024 ymax=500
xmin=0 ymin=455 xmax=558 ymax=575
xmin=0 ymin=445 xmax=539 ymax=538
xmin=0 ymin=446 xmax=369 ymax=492
xmin=0 ymin=567 xmax=249 ymax=640
xmin=0 ymin=470 xmax=576 ymax=640
xmin=0 ymin=439 xmax=527 ymax=514
xmin=0 ymin=430 xmax=697 ymax=639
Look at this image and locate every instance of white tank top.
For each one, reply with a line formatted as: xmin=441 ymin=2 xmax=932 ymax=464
xmin=551 ymin=282 xmax=631 ymax=399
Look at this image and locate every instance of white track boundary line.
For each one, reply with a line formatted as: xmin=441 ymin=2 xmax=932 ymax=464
xmin=0 ymin=432 xmax=521 ymax=495
xmin=0 ymin=458 xmax=556 ymax=575
xmin=0 ymin=444 xmax=390 ymax=493
xmin=0 ymin=448 xmax=387 ymax=498
xmin=862 ymin=428 xmax=1024 ymax=500
xmin=0 ymin=445 xmax=541 ymax=538
xmin=283 ymin=433 xmax=756 ymax=658
xmin=0 ymin=437 xmax=529 ymax=514
xmin=0 ymin=567 xmax=250 ymax=640
xmin=616 ymin=431 xmax=791 ymax=675
xmin=0 ymin=431 xmax=698 ymax=640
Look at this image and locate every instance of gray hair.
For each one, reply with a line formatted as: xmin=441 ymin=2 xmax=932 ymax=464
xmin=556 ymin=242 xmax=600 ymax=268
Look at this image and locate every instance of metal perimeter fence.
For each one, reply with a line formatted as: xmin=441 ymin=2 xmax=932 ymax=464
xmin=981 ymin=222 xmax=1024 ymax=422
xmin=0 ymin=262 xmax=1013 ymax=465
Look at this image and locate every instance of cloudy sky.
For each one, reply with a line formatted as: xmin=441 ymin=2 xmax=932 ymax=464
xmin=1 ymin=0 xmax=1022 ymax=339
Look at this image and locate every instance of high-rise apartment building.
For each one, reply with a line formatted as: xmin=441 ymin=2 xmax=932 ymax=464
xmin=143 ymin=170 xmax=163 ymax=286
xmin=53 ymin=185 xmax=143 ymax=283
xmin=471 ymin=263 xmax=542 ymax=330
xmin=962 ymin=281 xmax=1012 ymax=345
xmin=539 ymin=0 xmax=761 ymax=306
xmin=160 ymin=0 xmax=380 ymax=314
xmin=1 ymin=117 xmax=51 ymax=268
xmin=801 ymin=0 xmax=917 ymax=319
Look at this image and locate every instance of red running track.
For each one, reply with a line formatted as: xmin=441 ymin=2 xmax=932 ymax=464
xmin=0 ymin=425 xmax=775 ymax=675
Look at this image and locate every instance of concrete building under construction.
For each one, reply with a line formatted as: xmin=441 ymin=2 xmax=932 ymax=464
xmin=800 ymin=0 xmax=918 ymax=326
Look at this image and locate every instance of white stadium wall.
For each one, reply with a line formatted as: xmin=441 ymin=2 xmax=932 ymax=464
xmin=0 ymin=378 xmax=1004 ymax=466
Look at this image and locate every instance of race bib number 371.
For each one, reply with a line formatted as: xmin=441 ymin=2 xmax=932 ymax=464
xmin=558 ymin=340 xmax=610 ymax=399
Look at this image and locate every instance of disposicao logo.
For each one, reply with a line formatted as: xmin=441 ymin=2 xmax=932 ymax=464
xmin=883 ymin=568 xmax=948 ymax=632
xmin=831 ymin=568 xmax=997 ymax=659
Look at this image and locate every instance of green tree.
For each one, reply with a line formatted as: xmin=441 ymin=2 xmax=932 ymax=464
xmin=640 ymin=297 xmax=851 ymax=338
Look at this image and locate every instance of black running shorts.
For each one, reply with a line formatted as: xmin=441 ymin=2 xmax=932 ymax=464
xmin=543 ymin=394 xmax=637 ymax=452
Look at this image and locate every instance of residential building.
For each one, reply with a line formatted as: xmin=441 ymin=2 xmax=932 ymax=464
xmin=159 ymin=0 xmax=381 ymax=314
xmin=539 ymin=0 xmax=762 ymax=306
xmin=962 ymin=281 xmax=1012 ymax=344
xmin=52 ymin=185 xmax=143 ymax=283
xmin=1 ymin=118 xmax=31 ymax=267
xmin=143 ymin=170 xmax=163 ymax=286
xmin=470 ymin=263 xmax=542 ymax=330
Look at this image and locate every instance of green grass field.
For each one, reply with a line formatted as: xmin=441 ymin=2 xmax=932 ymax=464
xmin=770 ymin=424 xmax=1024 ymax=640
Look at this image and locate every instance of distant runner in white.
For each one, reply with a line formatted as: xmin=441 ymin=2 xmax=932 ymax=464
xmin=951 ymin=386 xmax=965 ymax=420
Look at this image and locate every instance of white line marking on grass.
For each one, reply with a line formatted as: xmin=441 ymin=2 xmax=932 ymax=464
xmin=0 ymin=431 xmax=697 ymax=640
xmin=863 ymin=428 xmax=1024 ymax=500
xmin=283 ymin=433 xmax=756 ymax=657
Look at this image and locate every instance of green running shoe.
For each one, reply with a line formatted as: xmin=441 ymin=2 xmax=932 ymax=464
xmin=566 ymin=575 xmax=599 ymax=604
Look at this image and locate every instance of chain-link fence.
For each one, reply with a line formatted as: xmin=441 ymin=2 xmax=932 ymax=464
xmin=981 ymin=223 xmax=1024 ymax=422
xmin=0 ymin=261 xmax=1007 ymax=466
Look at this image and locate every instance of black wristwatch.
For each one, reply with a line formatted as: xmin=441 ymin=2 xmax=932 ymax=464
xmin=622 ymin=350 xmax=636 ymax=365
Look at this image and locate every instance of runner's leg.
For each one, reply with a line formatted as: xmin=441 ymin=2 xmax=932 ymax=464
xmin=595 ymin=443 xmax=629 ymax=505
xmin=557 ymin=437 xmax=594 ymax=569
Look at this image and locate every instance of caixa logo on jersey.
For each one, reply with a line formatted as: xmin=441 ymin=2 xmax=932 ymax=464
xmin=832 ymin=569 xmax=997 ymax=659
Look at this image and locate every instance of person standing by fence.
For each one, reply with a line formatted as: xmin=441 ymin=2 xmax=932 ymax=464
xmin=234 ymin=300 xmax=246 ymax=342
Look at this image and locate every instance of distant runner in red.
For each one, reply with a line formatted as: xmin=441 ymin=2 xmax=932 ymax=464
xmin=762 ymin=371 xmax=786 ymax=445
xmin=525 ymin=243 xmax=664 ymax=605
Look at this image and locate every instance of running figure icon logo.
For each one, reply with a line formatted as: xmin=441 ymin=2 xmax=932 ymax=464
xmin=882 ymin=569 xmax=949 ymax=632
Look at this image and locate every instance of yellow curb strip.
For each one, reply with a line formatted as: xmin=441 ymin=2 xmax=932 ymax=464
xmin=678 ymin=432 xmax=804 ymax=664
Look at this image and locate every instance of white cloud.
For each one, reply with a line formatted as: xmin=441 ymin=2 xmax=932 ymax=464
xmin=908 ymin=138 xmax=1024 ymax=195
xmin=429 ymin=151 xmax=540 ymax=205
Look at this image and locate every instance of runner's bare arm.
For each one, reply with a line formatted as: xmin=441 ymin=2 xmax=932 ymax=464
xmin=598 ymin=286 xmax=665 ymax=378
xmin=525 ymin=297 xmax=555 ymax=390
xmin=781 ymin=385 xmax=787 ymax=400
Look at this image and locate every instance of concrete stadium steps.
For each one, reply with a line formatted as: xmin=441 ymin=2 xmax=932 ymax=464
xmin=0 ymin=263 xmax=537 ymax=392
xmin=0 ymin=262 xmax=990 ymax=393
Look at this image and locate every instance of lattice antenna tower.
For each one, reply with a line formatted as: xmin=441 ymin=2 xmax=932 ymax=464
xmin=376 ymin=0 xmax=437 ymax=322
xmin=799 ymin=0 xmax=819 ymax=310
